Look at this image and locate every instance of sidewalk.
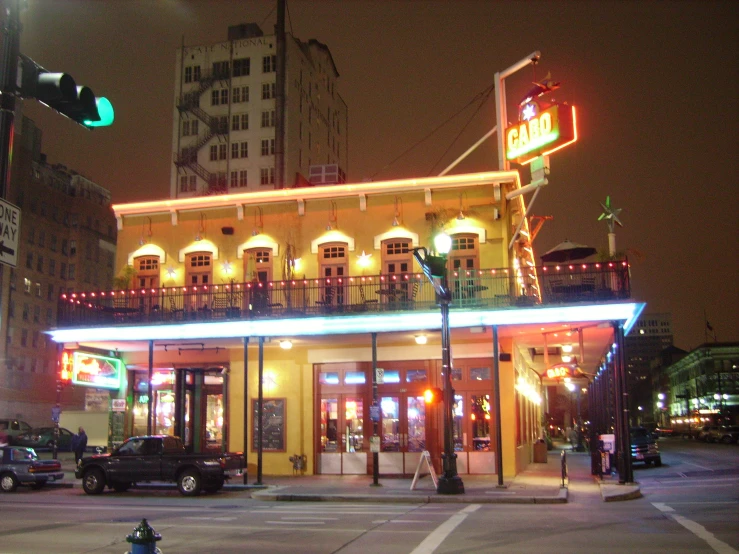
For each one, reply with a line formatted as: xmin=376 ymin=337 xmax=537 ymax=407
xmin=39 ymin=444 xmax=640 ymax=503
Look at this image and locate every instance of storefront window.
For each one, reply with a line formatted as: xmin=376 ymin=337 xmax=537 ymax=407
xmin=406 ymin=369 xmax=427 ymax=382
xmin=407 ymin=396 xmax=426 ymax=452
xmin=345 ymin=398 xmax=364 ymax=452
xmin=155 ymin=390 xmax=176 ymax=436
xmin=380 ymin=397 xmax=399 ymax=451
xmin=320 ymin=398 xmax=339 ymax=452
xmin=344 ymin=371 xmax=366 ymax=385
xmin=451 ymin=367 xmax=462 ymax=381
xmin=319 ymin=372 xmax=339 ymax=385
xmin=382 ymin=370 xmax=400 ymax=384
xmin=205 ymin=394 xmax=223 ymax=448
xmin=470 ymin=367 xmax=491 ymax=381
xmin=471 ymin=394 xmax=491 ymax=451
xmin=453 ymin=394 xmax=464 ymax=451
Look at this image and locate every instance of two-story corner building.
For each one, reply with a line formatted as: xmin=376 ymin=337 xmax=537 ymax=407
xmin=50 ymin=170 xmax=643 ymax=478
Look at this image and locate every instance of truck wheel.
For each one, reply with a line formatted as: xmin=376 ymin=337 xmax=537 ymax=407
xmin=654 ymin=457 xmax=662 ymax=467
xmin=1 ymin=472 xmax=18 ymax=492
xmin=178 ymin=470 xmax=201 ymax=496
xmin=82 ymin=468 xmax=106 ymax=495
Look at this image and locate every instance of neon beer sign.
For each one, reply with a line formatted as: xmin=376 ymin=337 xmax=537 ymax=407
xmin=505 ymin=104 xmax=577 ymax=164
xmin=72 ymin=351 xmax=123 ymax=390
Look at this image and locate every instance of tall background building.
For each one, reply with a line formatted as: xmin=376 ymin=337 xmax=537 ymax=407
xmin=0 ymin=116 xmax=117 ymax=424
xmin=625 ymin=312 xmax=674 ymax=424
xmin=170 ymin=23 xmax=348 ymax=198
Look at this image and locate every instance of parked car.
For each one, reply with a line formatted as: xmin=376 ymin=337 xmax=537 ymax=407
xmin=0 ymin=419 xmax=32 ymax=445
xmin=76 ymin=435 xmax=245 ymax=496
xmin=707 ymin=425 xmax=739 ymax=444
xmin=696 ymin=425 xmax=719 ymax=442
xmin=630 ymin=427 xmax=661 ymax=466
xmin=0 ymin=446 xmax=64 ymax=492
xmin=653 ymin=427 xmax=675 ymax=438
xmin=14 ymin=427 xmax=74 ymax=451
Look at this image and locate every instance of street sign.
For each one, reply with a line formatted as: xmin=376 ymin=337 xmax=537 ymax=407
xmin=370 ymin=436 xmax=380 ymax=453
xmin=370 ymin=404 xmax=380 ymax=422
xmin=375 ymin=367 xmax=384 ymax=384
xmin=51 ymin=405 xmax=61 ymax=423
xmin=0 ymin=198 xmax=20 ymax=268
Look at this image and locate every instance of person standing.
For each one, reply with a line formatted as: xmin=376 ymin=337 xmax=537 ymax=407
xmin=74 ymin=427 xmax=88 ymax=464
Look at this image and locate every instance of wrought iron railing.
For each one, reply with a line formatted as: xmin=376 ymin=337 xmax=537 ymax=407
xmin=56 ymin=261 xmax=630 ymax=328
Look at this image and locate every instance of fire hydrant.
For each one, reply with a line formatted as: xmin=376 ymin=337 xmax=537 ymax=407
xmin=126 ymin=519 xmax=162 ymax=554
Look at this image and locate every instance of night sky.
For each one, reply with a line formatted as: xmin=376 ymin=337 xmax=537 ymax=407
xmin=16 ymin=1 xmax=738 ymax=350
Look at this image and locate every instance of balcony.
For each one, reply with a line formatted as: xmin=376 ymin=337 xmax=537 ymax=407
xmin=56 ymin=261 xmax=630 ymax=328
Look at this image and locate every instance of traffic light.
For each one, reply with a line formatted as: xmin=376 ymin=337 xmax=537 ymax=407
xmin=424 ymin=387 xmax=443 ymax=405
xmin=18 ymin=54 xmax=114 ymax=128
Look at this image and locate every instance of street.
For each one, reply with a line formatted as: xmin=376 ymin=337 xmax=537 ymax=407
xmin=0 ymin=439 xmax=736 ymax=553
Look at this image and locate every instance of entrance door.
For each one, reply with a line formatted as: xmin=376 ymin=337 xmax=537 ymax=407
xmin=378 ymin=394 xmax=427 ymax=475
xmin=318 ymin=243 xmax=347 ymax=309
xmin=318 ymin=395 xmax=365 ymax=474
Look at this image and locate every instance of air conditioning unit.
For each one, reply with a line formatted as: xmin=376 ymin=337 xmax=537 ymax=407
xmin=309 ymin=164 xmax=345 ymax=185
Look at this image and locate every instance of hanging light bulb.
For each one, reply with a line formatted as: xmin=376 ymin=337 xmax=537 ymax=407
xmin=457 ymin=193 xmax=466 ymax=220
xmin=252 ymin=207 xmax=263 ymax=236
xmin=195 ymin=213 xmax=205 ymax=241
xmin=392 ymin=196 xmax=403 ymax=227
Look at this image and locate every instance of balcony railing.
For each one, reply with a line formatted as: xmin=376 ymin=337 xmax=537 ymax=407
xmin=56 ymin=261 xmax=631 ymax=328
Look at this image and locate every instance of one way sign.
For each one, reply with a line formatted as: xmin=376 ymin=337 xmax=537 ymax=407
xmin=0 ymin=198 xmax=21 ymax=268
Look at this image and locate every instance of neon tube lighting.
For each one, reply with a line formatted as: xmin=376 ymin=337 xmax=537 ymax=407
xmin=48 ymin=302 xmax=645 ymax=344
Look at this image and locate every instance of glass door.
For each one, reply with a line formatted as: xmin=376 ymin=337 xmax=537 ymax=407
xmin=318 ymin=395 xmax=365 ymax=474
xmin=379 ymin=394 xmax=426 ymax=475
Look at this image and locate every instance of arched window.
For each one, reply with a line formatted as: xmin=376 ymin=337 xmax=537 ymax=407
xmin=318 ymin=242 xmax=347 ymax=306
xmin=135 ymin=256 xmax=160 ymax=289
xmin=381 ymin=238 xmax=413 ymax=300
xmin=186 ymin=252 xmax=212 ymax=286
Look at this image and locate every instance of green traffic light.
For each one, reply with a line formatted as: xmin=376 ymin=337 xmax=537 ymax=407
xmin=84 ymin=97 xmax=114 ymax=127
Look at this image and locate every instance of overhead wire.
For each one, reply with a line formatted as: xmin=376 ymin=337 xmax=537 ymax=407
xmin=427 ymin=86 xmax=495 ymax=176
xmin=369 ymin=81 xmax=497 ymax=181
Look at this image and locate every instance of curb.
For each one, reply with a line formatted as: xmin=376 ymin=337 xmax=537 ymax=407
xmin=597 ymin=482 xmax=642 ymax=502
xmin=47 ymin=481 xmax=268 ymax=492
xmin=251 ymin=487 xmax=567 ymax=504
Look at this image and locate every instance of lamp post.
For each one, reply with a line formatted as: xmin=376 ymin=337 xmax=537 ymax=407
xmin=413 ymin=233 xmax=464 ymax=494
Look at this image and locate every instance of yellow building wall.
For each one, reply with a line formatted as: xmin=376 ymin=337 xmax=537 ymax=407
xmin=227 ymin=344 xmax=314 ymax=476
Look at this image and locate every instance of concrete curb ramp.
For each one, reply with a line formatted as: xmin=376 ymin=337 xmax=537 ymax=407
xmin=598 ymin=482 xmax=642 ymax=502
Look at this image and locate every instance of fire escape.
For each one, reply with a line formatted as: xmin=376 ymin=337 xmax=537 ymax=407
xmin=174 ymin=68 xmax=231 ymax=195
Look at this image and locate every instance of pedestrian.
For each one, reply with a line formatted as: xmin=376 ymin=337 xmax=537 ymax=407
xmin=73 ymin=426 xmax=88 ymax=464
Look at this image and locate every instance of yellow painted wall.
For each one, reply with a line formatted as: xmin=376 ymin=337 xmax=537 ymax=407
xmin=227 ymin=344 xmax=314 ymax=476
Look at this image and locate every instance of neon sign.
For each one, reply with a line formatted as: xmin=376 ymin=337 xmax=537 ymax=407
xmin=72 ymin=351 xmax=123 ymax=390
xmin=546 ymin=365 xmax=572 ymax=380
xmin=505 ymin=104 xmax=577 ymax=164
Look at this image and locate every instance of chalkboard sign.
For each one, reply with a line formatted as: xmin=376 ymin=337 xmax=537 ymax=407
xmin=252 ymin=398 xmax=286 ymax=452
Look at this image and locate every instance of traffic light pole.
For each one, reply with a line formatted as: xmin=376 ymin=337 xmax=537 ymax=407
xmin=0 ymin=0 xmax=21 ymax=199
xmin=436 ymin=273 xmax=464 ymax=494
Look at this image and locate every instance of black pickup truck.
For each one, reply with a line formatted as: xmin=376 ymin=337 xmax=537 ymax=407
xmin=75 ymin=435 xmax=244 ymax=496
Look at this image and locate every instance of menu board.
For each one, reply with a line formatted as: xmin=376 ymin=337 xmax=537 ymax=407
xmin=252 ymin=398 xmax=286 ymax=452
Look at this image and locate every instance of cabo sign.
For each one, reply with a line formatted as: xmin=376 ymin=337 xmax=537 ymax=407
xmin=505 ymin=104 xmax=577 ymax=164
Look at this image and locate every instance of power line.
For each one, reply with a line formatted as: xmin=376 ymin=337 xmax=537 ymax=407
xmin=370 ymin=82 xmax=496 ymax=181
xmin=427 ymin=87 xmax=495 ymax=176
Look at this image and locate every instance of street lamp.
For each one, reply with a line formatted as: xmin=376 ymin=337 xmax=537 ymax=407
xmin=413 ymin=233 xmax=464 ymax=495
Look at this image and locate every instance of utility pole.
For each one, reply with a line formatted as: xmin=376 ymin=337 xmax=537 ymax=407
xmin=0 ymin=0 xmax=21 ymax=199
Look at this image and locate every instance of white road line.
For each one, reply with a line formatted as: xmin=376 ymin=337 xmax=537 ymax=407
xmin=184 ymin=516 xmax=236 ymax=521
xmin=266 ymin=521 xmax=326 ymax=525
xmin=250 ymin=509 xmax=419 ymax=515
xmin=388 ymin=520 xmax=429 ymax=524
xmin=652 ymin=503 xmax=738 ymax=554
xmin=409 ymin=504 xmax=480 ymax=554
xmin=282 ymin=516 xmax=339 ymax=521
xmin=683 ymin=462 xmax=714 ymax=470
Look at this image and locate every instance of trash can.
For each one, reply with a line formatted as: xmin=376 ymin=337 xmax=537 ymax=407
xmin=533 ymin=440 xmax=547 ymax=463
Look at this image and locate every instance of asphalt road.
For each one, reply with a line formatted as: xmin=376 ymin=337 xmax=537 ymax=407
xmin=0 ymin=439 xmax=736 ymax=554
